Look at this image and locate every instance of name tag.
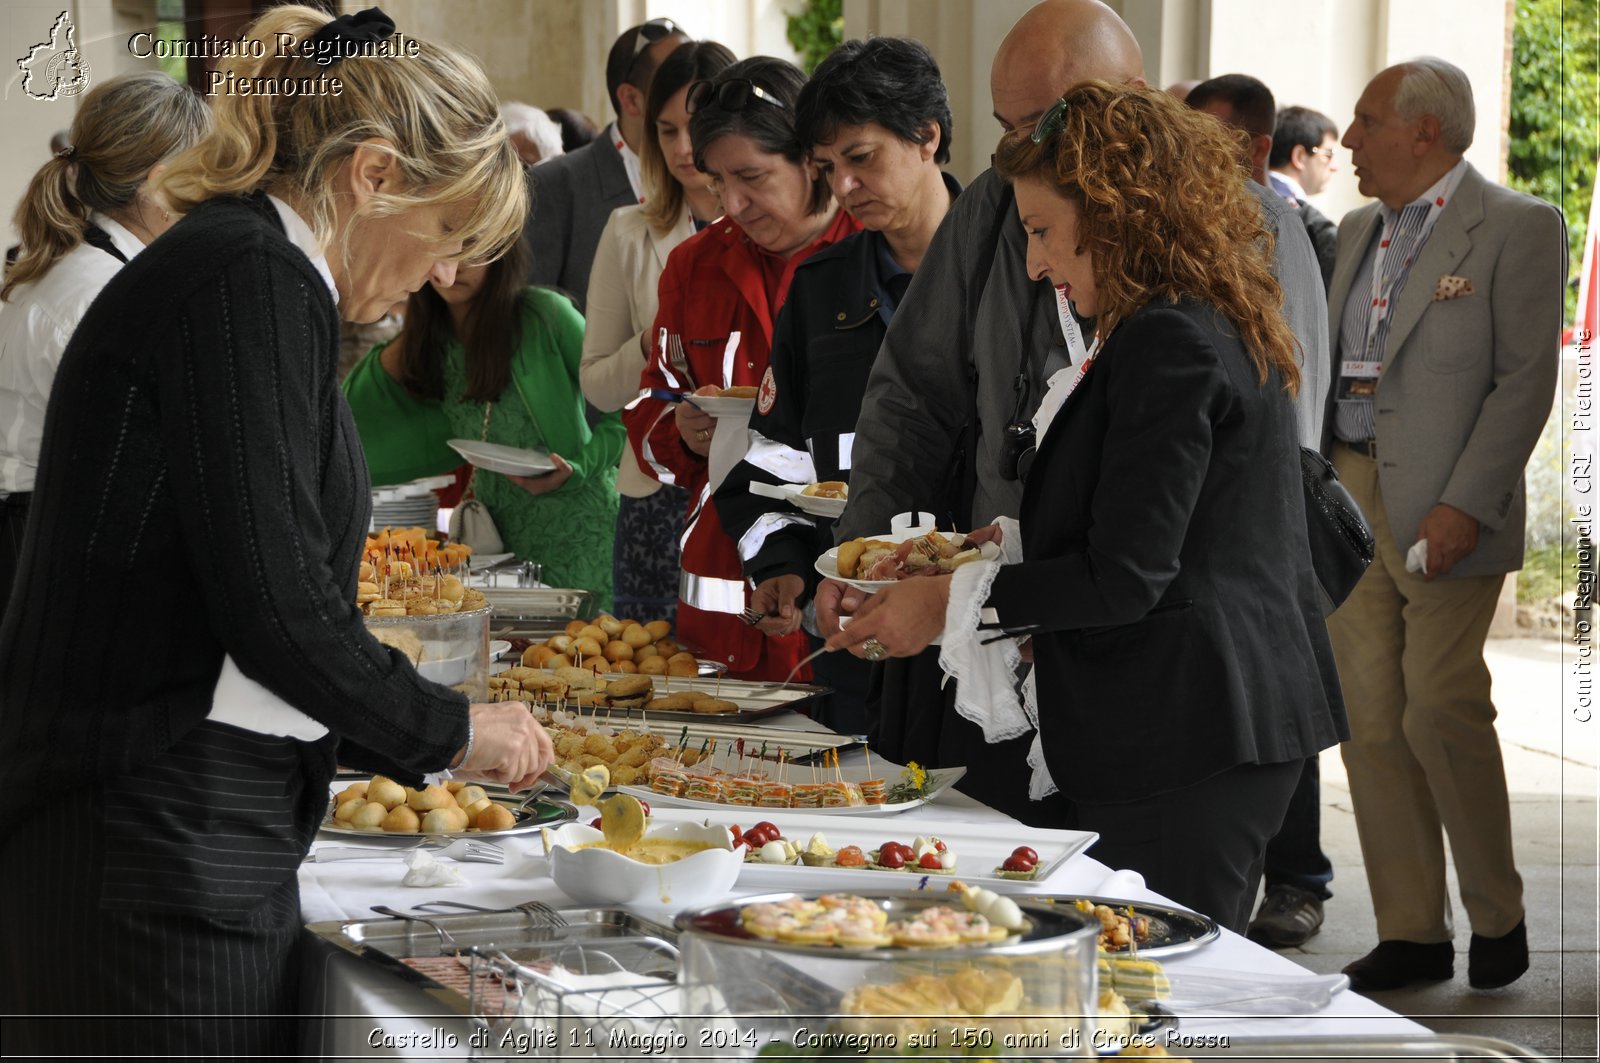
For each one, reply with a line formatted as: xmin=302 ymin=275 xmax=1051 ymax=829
xmin=1342 ymin=360 xmax=1383 ymax=379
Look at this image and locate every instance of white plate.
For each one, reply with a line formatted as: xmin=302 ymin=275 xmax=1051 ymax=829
xmin=646 ymin=807 xmax=1097 ymax=889
xmin=748 ymin=480 xmax=848 ymax=519
xmin=619 ymin=766 xmax=967 ymax=816
xmin=690 ymin=394 xmax=756 ymax=418
xmin=489 ymin=639 xmax=512 ymax=660
xmin=816 ymin=537 xmax=1001 ymax=593
xmin=447 ymin=438 xmax=557 ymax=476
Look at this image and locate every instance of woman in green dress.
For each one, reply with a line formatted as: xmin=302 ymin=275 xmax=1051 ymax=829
xmin=344 ymin=237 xmax=624 ymax=609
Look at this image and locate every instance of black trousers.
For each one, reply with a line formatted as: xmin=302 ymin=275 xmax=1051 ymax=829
xmin=1 ymin=720 xmax=334 ymax=1060
xmin=1070 ymin=758 xmax=1304 ymax=935
xmin=0 ymin=491 xmax=27 ymax=614
xmin=1262 ymin=754 xmax=1335 ymax=898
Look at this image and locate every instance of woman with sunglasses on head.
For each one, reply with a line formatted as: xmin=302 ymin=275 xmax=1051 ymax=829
xmin=827 ymin=82 xmax=1347 ymax=933
xmin=583 ymin=40 xmax=737 ymax=624
xmin=710 ymin=37 xmax=960 ymax=733
xmin=0 ymin=8 xmax=553 ymax=1055
xmin=344 ymin=233 xmax=627 ymax=611
xmin=623 ymin=56 xmax=860 ymax=681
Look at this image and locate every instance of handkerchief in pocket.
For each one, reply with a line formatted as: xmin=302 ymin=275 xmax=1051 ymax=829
xmin=1433 ymin=274 xmax=1474 ymax=301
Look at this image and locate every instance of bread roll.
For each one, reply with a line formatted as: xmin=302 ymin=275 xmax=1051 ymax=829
xmin=578 ymin=624 xmax=607 ymax=643
xmin=654 ymin=638 xmax=681 ymax=657
xmin=564 ymin=619 xmax=587 ymax=637
xmin=475 ymin=803 xmax=516 ymax=831
xmin=334 ymin=798 xmax=367 ymax=823
xmin=572 ymin=636 xmax=603 ymax=659
xmin=620 ymin=623 xmax=653 ymax=648
xmin=463 ymin=797 xmax=494 ymax=821
xmin=837 ymin=539 xmax=867 ymax=578
xmin=801 ymin=480 xmax=848 ymax=499
xmin=408 ymin=783 xmax=456 ymax=811
xmin=645 ymin=620 xmax=672 ymax=641
xmin=603 ymin=640 xmax=634 ymax=662
xmin=381 ymin=804 xmax=421 ymax=833
xmin=667 ymin=657 xmax=699 ymax=677
xmin=351 ymin=801 xmax=389 ymax=829
xmin=335 ymin=782 xmax=368 ymax=805
xmin=718 ymin=385 xmax=758 ymax=398
xmin=596 ymin=615 xmax=624 ymax=637
xmin=612 ymin=660 xmax=638 ymax=673
xmin=547 ymin=634 xmax=574 ymax=653
xmin=367 ymin=776 xmax=406 ymax=809
xmin=581 ymin=655 xmax=609 ymax=673
xmin=421 ymin=807 xmax=470 ymax=833
xmin=638 ymin=656 xmax=668 ymax=675
xmin=457 ymin=785 xmax=489 ymax=808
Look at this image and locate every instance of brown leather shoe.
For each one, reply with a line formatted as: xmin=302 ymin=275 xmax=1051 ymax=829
xmin=1468 ymin=919 xmax=1528 ymax=989
xmin=1342 ymin=940 xmax=1454 ymax=992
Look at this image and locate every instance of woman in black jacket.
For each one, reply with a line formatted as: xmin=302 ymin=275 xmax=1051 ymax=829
xmin=0 ymin=6 xmax=552 ymax=1055
xmin=828 ymin=81 xmax=1347 ymax=932
xmin=711 ymin=37 xmax=959 ymax=733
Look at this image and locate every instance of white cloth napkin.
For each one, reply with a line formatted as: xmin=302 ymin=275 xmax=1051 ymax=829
xmin=1406 ymin=538 xmax=1429 ymax=575
xmin=400 ymin=850 xmax=467 ymax=887
xmin=1093 ymin=867 xmax=1149 ymax=897
xmin=937 ymin=517 xmax=1058 ymax=800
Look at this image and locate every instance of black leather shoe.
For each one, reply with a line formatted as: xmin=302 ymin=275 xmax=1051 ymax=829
xmin=1342 ymin=940 xmax=1454 ymax=992
xmin=1469 ymin=919 xmax=1529 ymax=989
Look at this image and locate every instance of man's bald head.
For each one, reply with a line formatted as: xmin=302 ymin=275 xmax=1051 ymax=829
xmin=991 ymin=0 xmax=1146 ymax=132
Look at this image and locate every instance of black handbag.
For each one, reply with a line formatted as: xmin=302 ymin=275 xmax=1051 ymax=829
xmin=1301 ymin=446 xmax=1376 ymax=615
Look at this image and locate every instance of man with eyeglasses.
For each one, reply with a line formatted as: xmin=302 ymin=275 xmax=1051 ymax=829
xmin=523 ymin=17 xmax=689 ymax=310
xmin=1271 ymin=105 xmax=1343 ymax=290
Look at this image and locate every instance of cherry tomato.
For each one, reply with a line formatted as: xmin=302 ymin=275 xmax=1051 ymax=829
xmin=934 ymin=839 xmax=947 ymax=852
xmin=877 ymin=848 xmax=907 ymax=869
xmin=589 ymin=817 xmax=603 ymax=830
xmin=918 ymin=852 xmax=943 ymax=870
xmin=880 ymin=841 xmax=908 ymax=859
xmin=638 ymin=800 xmax=651 ymax=816
xmin=728 ymin=825 xmax=744 ymax=845
xmin=1010 ymin=846 xmax=1039 ymax=865
xmin=1001 ymin=855 xmax=1035 ymax=872
xmin=745 ymin=824 xmax=777 ymax=846
xmin=752 ymin=821 xmax=779 ymax=838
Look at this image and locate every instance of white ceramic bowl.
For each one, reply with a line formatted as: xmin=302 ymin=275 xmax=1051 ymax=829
xmin=547 ymin=820 xmax=741 ymax=911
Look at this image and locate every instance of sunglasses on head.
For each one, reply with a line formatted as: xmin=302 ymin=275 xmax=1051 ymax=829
xmin=1030 ymin=97 xmax=1071 ymax=143
xmin=686 ymin=78 xmax=786 ymax=115
xmin=630 ymin=18 xmax=679 ymax=59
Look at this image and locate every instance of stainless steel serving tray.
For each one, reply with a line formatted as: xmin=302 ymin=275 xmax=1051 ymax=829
xmin=1041 ymin=894 xmax=1221 ymax=958
xmin=536 ymin=673 xmax=835 ymax=725
xmin=482 ymin=587 xmax=594 ymax=623
xmin=307 ymin=906 xmax=679 ymax=1019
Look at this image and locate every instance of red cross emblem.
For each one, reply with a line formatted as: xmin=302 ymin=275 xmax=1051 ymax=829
xmin=757 ymin=365 xmax=778 ymax=415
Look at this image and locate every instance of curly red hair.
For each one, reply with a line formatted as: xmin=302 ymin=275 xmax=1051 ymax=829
xmin=994 ymin=80 xmax=1300 ymax=393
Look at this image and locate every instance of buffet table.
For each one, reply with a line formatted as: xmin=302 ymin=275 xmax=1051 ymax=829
xmin=298 ymin=752 xmax=1427 ymax=1060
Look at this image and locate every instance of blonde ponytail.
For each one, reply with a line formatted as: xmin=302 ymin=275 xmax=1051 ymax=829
xmin=3 ymin=71 xmax=208 ymax=302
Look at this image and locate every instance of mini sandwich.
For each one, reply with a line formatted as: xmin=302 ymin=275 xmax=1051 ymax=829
xmin=603 ymin=674 xmax=654 ymax=709
xmin=801 ymin=481 xmax=848 ymax=500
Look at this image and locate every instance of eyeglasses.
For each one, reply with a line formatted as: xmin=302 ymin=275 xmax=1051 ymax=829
xmin=1031 ymin=97 xmax=1071 ymax=144
xmin=686 ymin=78 xmax=787 ymax=115
xmin=630 ymin=18 xmax=679 ymax=60
xmin=1308 ymin=146 xmax=1336 ymax=159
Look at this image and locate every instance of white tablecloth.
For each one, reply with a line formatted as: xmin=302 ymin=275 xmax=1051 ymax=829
xmin=299 ymin=756 xmax=1425 ymax=1059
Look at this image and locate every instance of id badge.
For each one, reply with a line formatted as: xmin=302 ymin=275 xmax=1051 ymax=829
xmin=1339 ymin=359 xmax=1382 ymax=399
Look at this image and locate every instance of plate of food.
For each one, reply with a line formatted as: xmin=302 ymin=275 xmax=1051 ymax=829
xmin=749 ymin=480 xmax=848 ymax=520
xmin=626 ymin=760 xmax=967 ymax=816
xmin=647 ymin=809 xmax=1096 ymax=889
xmin=688 ymin=386 xmax=759 ymax=418
xmin=1046 ymin=896 xmax=1221 ymax=959
xmin=488 ymin=639 xmax=512 ymax=660
xmin=816 ymin=529 xmax=999 ymax=593
xmin=447 ymin=439 xmax=557 ymax=476
xmin=321 ymin=775 xmax=576 ymax=840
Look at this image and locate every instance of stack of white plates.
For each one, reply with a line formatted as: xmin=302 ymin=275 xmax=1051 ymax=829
xmin=370 ymin=475 xmax=452 ymax=531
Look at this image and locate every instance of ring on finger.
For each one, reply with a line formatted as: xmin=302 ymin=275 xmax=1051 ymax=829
xmin=862 ymin=637 xmax=887 ymax=662
xmin=695 ymin=428 xmax=710 ymax=442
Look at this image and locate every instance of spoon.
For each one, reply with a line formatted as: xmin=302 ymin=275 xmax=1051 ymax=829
xmin=544 ymin=763 xmax=610 ymax=806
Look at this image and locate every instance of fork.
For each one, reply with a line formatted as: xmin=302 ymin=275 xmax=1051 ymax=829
xmin=309 ymin=838 xmax=504 ymax=864
xmin=415 ymin=899 xmax=570 ymax=929
xmin=370 ymin=905 xmax=462 ymax=949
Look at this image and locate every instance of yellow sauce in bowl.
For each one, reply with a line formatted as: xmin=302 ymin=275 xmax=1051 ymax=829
xmin=573 ymin=838 xmax=716 ymax=865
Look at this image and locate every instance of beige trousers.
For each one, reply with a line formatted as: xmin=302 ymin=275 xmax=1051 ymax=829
xmin=1327 ymin=445 xmax=1524 ymax=942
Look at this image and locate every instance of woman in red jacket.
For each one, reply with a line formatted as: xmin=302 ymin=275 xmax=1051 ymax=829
xmin=624 ymin=56 xmax=860 ymax=681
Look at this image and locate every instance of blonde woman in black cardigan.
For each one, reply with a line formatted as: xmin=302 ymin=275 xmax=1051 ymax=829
xmin=0 ymin=7 xmax=552 ymax=1056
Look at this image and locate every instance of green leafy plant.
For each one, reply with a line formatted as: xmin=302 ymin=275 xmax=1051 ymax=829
xmin=1509 ymin=0 xmax=1598 ymax=322
xmin=786 ymin=0 xmax=843 ymax=75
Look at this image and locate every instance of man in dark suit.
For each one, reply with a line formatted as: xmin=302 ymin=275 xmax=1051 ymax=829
xmin=1189 ymin=74 xmax=1339 ymax=951
xmin=524 ymin=18 xmax=689 ymax=310
xmin=1325 ymin=58 xmax=1564 ymax=993
xmin=1271 ymin=105 xmax=1341 ymax=290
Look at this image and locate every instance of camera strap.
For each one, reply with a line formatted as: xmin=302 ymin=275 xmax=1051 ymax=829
xmin=1052 ymin=283 xmax=1091 ymax=365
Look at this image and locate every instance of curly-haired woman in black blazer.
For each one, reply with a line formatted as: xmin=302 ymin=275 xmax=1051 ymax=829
xmin=829 ymin=81 xmax=1348 ymax=933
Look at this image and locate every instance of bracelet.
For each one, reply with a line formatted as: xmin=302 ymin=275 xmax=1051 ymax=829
xmin=451 ymin=718 xmax=474 ymax=772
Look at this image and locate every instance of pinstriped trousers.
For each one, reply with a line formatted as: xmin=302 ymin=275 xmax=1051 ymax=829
xmin=1 ymin=720 xmax=335 ymax=1059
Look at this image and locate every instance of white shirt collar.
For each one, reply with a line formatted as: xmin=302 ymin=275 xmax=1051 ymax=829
xmin=266 ymin=194 xmax=339 ymax=305
xmin=1271 ymin=170 xmax=1308 ymax=204
xmin=606 ymin=121 xmax=646 ymax=203
xmin=88 ymin=212 xmax=147 ymax=261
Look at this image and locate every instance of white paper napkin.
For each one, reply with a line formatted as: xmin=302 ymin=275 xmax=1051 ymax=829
xmin=1406 ymin=538 xmax=1429 ymax=575
xmin=1093 ymin=868 xmax=1148 ymax=897
xmin=400 ymin=850 xmax=467 ymax=888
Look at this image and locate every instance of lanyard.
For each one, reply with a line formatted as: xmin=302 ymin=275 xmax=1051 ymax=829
xmin=1053 ymin=284 xmax=1091 ymax=365
xmin=1359 ymin=164 xmax=1463 ymax=360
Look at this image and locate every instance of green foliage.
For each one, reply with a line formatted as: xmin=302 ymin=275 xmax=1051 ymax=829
xmin=786 ymin=0 xmax=844 ymax=75
xmin=1509 ymin=0 xmax=1599 ymax=322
